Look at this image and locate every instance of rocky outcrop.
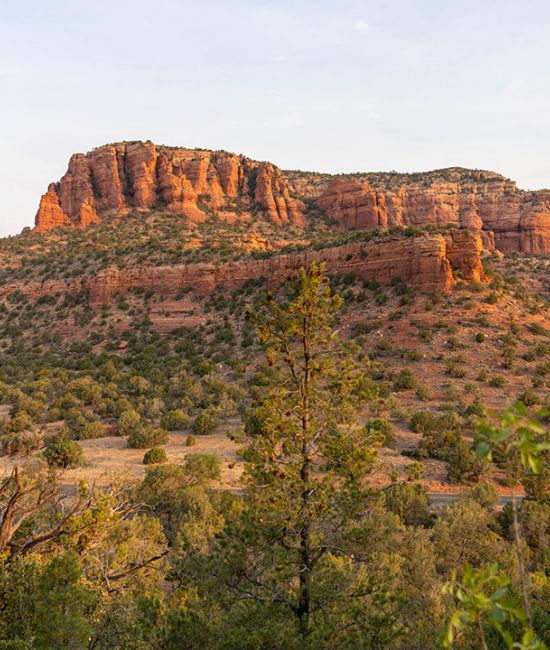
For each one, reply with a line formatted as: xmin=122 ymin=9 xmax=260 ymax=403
xmin=34 ymin=190 xmax=73 ymax=232
xmin=1 ymin=230 xmax=483 ymax=333
xmin=87 ymin=230 xmax=482 ymax=306
xmin=34 ymin=142 xmax=305 ymax=231
xmin=316 ymin=173 xmax=550 ymax=255
xmin=254 ymin=164 xmax=304 ymax=227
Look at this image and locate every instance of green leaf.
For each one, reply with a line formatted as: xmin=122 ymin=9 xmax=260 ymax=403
xmin=491 ymin=588 xmax=508 ymax=601
xmin=528 ymin=455 xmax=542 ymax=474
xmin=514 ymin=401 xmax=526 ymax=416
xmin=491 ymin=604 xmax=507 ymax=623
xmin=476 ymin=441 xmax=491 ymax=459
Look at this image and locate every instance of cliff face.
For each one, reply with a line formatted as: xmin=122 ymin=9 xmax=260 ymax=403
xmin=316 ymin=176 xmax=550 ymax=255
xmin=35 ymin=141 xmax=305 ymax=231
xmin=33 ymin=142 xmax=549 ymax=255
xmin=0 ymin=230 xmax=482 ymax=307
xmin=87 ymin=230 xmax=482 ymax=307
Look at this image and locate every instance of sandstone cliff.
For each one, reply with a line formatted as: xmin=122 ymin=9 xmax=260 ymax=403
xmin=315 ymin=172 xmax=550 ymax=255
xmin=87 ymin=230 xmax=482 ymax=306
xmin=35 ymin=141 xmax=305 ymax=231
xmin=33 ymin=142 xmax=549 ymax=255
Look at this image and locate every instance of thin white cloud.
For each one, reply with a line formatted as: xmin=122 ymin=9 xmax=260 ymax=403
xmin=353 ymin=19 xmax=371 ymax=34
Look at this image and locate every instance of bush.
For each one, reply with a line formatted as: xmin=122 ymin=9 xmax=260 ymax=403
xmin=2 ymin=411 xmax=33 ymax=434
xmin=446 ymin=362 xmax=466 ymax=379
xmin=193 ymin=407 xmax=220 ymax=435
xmin=502 ymin=346 xmax=515 ymax=369
xmin=117 ymin=410 xmax=142 ymax=436
xmin=365 ymin=418 xmax=396 ymax=448
xmin=518 ymin=390 xmax=540 ymax=407
xmin=384 ymin=482 xmax=430 ymax=527
xmin=406 ymin=461 xmax=425 ymax=482
xmin=415 ymin=384 xmax=432 ymax=402
xmin=475 ymin=332 xmax=485 ymax=343
xmin=393 ymin=368 xmax=417 ymax=391
xmin=464 ymin=483 xmax=500 ymax=508
xmin=528 ymin=323 xmax=548 ymax=336
xmin=409 ymin=409 xmax=465 ymax=462
xmin=446 ymin=336 xmax=463 ymax=350
xmin=489 ymin=375 xmax=506 ymax=388
xmin=535 ymin=362 xmax=550 ymax=377
xmin=465 ymin=397 xmax=486 ymax=418
xmin=185 ymin=434 xmax=196 ymax=447
xmin=160 ymin=409 xmax=189 ymax=431
xmin=43 ymin=434 xmax=83 ymax=468
xmin=143 ymin=447 xmax=167 ymax=465
xmin=78 ymin=421 xmax=107 ymax=440
xmin=1 ymin=430 xmax=41 ymax=456
xmin=477 ymin=369 xmax=488 ymax=382
xmin=183 ymin=453 xmax=221 ymax=482
xmin=127 ymin=425 xmax=169 ymax=449
xmin=410 ymin=411 xmax=435 ymax=434
xmin=406 ymin=348 xmax=423 ymax=362
xmin=446 ymin=438 xmax=487 ymax=484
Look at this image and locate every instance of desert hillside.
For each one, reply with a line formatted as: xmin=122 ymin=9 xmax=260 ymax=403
xmin=1 ymin=144 xmax=548 ymax=494
xmin=0 ymin=142 xmax=548 ymax=649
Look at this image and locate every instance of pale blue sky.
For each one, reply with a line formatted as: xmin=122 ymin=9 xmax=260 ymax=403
xmin=1 ymin=0 xmax=550 ymax=236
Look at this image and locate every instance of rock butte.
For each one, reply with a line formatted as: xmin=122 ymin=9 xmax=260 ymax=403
xmin=34 ymin=141 xmax=304 ymax=232
xmin=34 ymin=141 xmax=550 ymax=255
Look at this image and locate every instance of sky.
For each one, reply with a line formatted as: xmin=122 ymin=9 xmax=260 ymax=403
xmin=1 ymin=0 xmax=550 ymax=237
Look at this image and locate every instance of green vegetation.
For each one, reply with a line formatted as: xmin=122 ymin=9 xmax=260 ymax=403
xmin=183 ymin=452 xmax=221 ymax=482
xmin=43 ymin=433 xmax=83 ymax=468
xmin=160 ymin=409 xmax=189 ymax=431
xmin=127 ymin=425 xmax=169 ymax=449
xmin=192 ymin=406 xmax=220 ymax=435
xmin=143 ymin=446 xmax=168 ymax=464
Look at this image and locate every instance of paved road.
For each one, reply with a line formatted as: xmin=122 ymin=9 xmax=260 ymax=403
xmin=428 ymin=493 xmax=523 ymax=506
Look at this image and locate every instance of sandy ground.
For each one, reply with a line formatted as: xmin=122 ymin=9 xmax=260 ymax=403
xmin=0 ymin=421 xmax=504 ymax=496
xmin=0 ymin=419 xmax=244 ymax=491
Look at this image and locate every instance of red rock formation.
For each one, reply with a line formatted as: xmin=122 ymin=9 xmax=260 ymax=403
xmin=317 ymin=174 xmax=550 ymax=255
xmin=254 ymin=163 xmax=305 ymax=227
xmin=34 ymin=142 xmax=305 ymax=232
xmin=33 ymin=144 xmax=549 ymax=255
xmin=87 ymin=230 xmax=482 ymax=307
xmin=1 ymin=230 xmax=483 ymax=336
xmin=34 ymin=189 xmax=73 ymax=232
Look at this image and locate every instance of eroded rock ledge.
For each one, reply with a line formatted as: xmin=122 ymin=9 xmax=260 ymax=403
xmin=1 ymin=231 xmax=483 ymax=330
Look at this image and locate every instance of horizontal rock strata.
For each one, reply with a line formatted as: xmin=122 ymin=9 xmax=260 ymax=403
xmin=1 ymin=231 xmax=483 ymax=332
xmin=316 ymin=176 xmax=550 ymax=255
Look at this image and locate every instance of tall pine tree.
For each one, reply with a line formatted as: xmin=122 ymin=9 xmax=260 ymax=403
xmin=176 ymin=264 xmax=381 ymax=646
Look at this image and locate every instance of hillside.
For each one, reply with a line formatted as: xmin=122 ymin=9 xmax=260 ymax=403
xmin=0 ymin=140 xmax=548 ymax=494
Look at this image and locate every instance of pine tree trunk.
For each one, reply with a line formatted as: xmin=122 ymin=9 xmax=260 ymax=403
xmin=297 ymin=318 xmax=312 ymax=638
